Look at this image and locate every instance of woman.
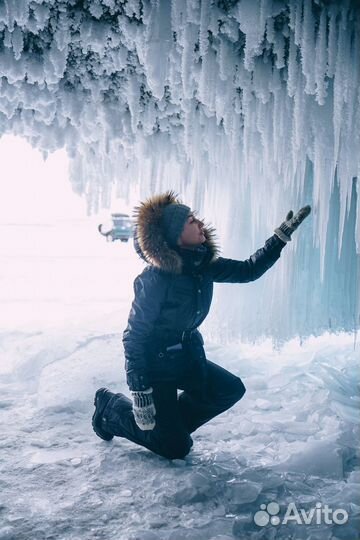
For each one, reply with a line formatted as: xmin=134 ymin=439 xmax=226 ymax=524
xmin=92 ymin=192 xmax=310 ymax=460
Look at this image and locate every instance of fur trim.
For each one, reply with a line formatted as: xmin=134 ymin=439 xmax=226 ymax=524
xmin=133 ymin=191 xmax=219 ymax=274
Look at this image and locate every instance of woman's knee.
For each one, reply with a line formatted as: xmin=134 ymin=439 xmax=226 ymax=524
xmin=158 ymin=434 xmax=193 ymax=460
xmin=232 ymin=377 xmax=246 ymax=402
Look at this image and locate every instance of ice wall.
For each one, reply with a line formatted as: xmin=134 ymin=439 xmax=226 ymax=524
xmin=0 ymin=0 xmax=359 ymax=340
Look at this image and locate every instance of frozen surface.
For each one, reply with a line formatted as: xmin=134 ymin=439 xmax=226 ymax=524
xmin=0 ymin=0 xmax=359 ymax=340
xmin=0 ymin=222 xmax=359 ymax=540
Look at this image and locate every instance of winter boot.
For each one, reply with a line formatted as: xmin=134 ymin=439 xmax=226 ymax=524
xmin=92 ymin=387 xmax=114 ymax=441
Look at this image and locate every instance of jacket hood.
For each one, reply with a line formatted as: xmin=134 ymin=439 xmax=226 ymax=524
xmin=133 ymin=191 xmax=219 ymax=274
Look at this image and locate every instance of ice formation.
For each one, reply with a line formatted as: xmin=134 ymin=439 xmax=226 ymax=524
xmin=0 ymin=0 xmax=359 ymax=340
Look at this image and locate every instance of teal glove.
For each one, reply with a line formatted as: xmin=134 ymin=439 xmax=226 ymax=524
xmin=274 ymin=205 xmax=311 ymax=242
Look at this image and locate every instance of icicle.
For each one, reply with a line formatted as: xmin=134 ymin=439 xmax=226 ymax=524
xmin=235 ymin=0 xmax=263 ymax=71
xmin=252 ymin=57 xmax=272 ymax=104
xmin=124 ymin=0 xmax=142 ymax=20
xmin=3 ymin=0 xmax=25 ymax=32
xmin=311 ymin=96 xmax=335 ymax=279
xmin=287 ymin=30 xmax=299 ymax=98
xmin=89 ymin=1 xmax=103 ymax=20
xmin=218 ymin=36 xmax=233 ymax=82
xmin=48 ymin=41 xmax=68 ymax=80
xmin=3 ymin=27 xmax=12 ymax=48
xmin=11 ymin=25 xmax=24 ymax=60
xmin=143 ymin=0 xmax=172 ymax=100
xmin=274 ymin=32 xmax=285 ymax=70
xmin=326 ymin=6 xmax=338 ymax=79
xmin=127 ymin=74 xmax=141 ymax=134
xmin=170 ymin=0 xmax=184 ymax=35
xmin=333 ymin=8 xmax=349 ymax=174
xmin=198 ymin=45 xmax=217 ymax=113
xmin=300 ymin=0 xmax=316 ymax=95
xmin=314 ymin=8 xmax=328 ymax=105
xmin=337 ymin=18 xmax=360 ymax=255
xmin=356 ymin=178 xmax=360 ymax=254
xmin=293 ymin=0 xmax=303 ymax=47
xmin=54 ymin=12 xmax=70 ymax=52
xmin=199 ymin=0 xmax=210 ymax=59
xmin=32 ymin=3 xmax=50 ymax=32
xmin=186 ymin=0 xmax=200 ymax=26
xmin=180 ymin=22 xmax=198 ymax=100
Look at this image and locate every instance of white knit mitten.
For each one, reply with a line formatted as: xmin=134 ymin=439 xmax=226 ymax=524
xmin=131 ymin=388 xmax=156 ymax=431
xmin=274 ymin=205 xmax=311 ymax=242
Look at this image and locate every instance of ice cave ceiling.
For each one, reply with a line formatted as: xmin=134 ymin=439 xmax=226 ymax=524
xmin=0 ymin=0 xmax=359 ymax=339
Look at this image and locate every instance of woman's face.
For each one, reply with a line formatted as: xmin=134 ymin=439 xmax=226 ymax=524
xmin=178 ymin=214 xmax=206 ymax=247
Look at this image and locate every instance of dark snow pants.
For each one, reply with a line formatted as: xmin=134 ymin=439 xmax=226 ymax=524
xmin=100 ymin=357 xmax=246 ymax=460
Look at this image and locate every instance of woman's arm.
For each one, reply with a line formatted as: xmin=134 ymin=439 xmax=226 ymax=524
xmin=207 ymin=234 xmax=286 ymax=283
xmin=207 ymin=205 xmax=311 ymax=283
xmin=123 ymin=268 xmax=170 ymax=391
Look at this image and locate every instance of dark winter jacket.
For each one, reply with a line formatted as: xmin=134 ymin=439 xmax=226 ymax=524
xmin=123 ymin=192 xmax=286 ymax=391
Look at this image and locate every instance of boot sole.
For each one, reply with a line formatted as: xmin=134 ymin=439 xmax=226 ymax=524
xmin=92 ymin=388 xmax=114 ymax=441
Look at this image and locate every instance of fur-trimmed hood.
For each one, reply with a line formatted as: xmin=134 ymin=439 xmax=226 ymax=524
xmin=133 ymin=191 xmax=219 ymax=274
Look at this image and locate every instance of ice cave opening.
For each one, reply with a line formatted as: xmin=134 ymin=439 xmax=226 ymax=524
xmin=0 ymin=134 xmax=84 ymax=223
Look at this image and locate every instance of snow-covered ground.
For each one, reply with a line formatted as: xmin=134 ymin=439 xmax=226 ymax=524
xmin=0 ymin=221 xmax=359 ymax=540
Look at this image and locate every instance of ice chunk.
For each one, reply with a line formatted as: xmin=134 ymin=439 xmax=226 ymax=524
xmin=128 ymin=532 xmax=160 ymax=540
xmin=0 ymin=526 xmax=16 ymax=540
xmin=347 ymin=470 xmax=360 ymax=484
xmin=254 ymin=398 xmax=281 ymax=411
xmin=169 ymin=470 xmax=216 ymax=505
xmin=232 ymin=513 xmax=254 ymax=538
xmin=226 ymin=479 xmax=262 ymax=505
xmin=274 ymin=439 xmax=344 ymax=479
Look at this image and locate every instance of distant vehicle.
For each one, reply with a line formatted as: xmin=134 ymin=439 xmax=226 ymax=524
xmin=98 ymin=213 xmax=133 ymax=242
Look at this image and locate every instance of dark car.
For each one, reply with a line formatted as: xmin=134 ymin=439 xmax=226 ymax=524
xmin=98 ymin=213 xmax=133 ymax=242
